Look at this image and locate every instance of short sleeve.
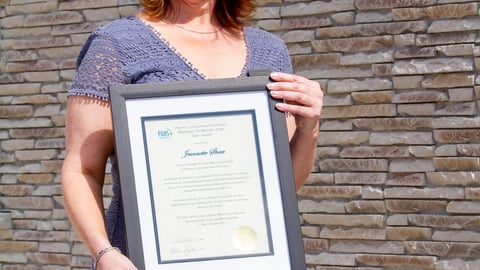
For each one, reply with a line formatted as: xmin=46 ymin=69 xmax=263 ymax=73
xmin=278 ymin=42 xmax=293 ymax=74
xmin=243 ymin=27 xmax=293 ymax=75
xmin=68 ymin=30 xmax=127 ymax=101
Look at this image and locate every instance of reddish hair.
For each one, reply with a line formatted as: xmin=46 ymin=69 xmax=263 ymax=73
xmin=139 ymin=0 xmax=257 ymax=29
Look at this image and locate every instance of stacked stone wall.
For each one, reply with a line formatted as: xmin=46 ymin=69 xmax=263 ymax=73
xmin=0 ymin=0 xmax=479 ymax=269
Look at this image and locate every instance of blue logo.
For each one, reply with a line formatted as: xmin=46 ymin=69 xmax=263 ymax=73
xmin=157 ymin=128 xmax=173 ymax=139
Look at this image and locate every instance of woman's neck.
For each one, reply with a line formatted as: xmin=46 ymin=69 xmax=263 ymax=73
xmin=169 ymin=0 xmax=217 ymax=26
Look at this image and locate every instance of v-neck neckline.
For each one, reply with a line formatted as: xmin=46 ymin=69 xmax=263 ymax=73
xmin=134 ymin=16 xmax=249 ymax=79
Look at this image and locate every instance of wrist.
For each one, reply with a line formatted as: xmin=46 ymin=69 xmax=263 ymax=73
xmin=93 ymin=246 xmax=121 ymax=269
xmin=294 ymin=122 xmax=319 ymax=139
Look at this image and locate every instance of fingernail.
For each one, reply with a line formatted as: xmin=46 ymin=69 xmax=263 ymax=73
xmin=270 ymin=72 xmax=279 ymax=78
xmin=267 ymin=83 xmax=276 ymax=89
xmin=270 ymin=91 xmax=280 ymax=96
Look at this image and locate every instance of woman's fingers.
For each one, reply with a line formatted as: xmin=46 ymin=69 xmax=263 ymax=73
xmin=267 ymin=72 xmax=323 ymax=120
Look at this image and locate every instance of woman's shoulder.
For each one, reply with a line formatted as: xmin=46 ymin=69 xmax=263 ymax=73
xmin=93 ymin=16 xmax=144 ymax=38
xmin=244 ymin=27 xmax=287 ymax=48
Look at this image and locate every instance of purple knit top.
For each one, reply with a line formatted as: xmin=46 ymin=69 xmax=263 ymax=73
xmin=68 ymin=16 xmax=292 ymax=255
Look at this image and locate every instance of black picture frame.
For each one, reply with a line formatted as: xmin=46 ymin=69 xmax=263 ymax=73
xmin=109 ymin=75 xmax=306 ymax=270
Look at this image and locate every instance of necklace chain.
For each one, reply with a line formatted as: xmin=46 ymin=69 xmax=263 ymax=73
xmin=160 ymin=19 xmax=221 ymax=34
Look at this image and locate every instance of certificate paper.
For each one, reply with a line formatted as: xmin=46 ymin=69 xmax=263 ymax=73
xmin=142 ymin=111 xmax=272 ymax=263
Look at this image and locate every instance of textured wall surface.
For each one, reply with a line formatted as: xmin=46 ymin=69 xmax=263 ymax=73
xmin=1 ymin=0 xmax=479 ymax=269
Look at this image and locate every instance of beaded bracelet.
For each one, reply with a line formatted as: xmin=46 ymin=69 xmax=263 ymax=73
xmin=93 ymin=246 xmax=121 ymax=269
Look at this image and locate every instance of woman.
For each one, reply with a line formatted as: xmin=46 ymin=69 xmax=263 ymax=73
xmin=61 ymin=0 xmax=323 ymax=269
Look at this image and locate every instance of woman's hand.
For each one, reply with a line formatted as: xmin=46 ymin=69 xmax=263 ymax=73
xmin=267 ymin=72 xmax=323 ymax=189
xmin=267 ymin=72 xmax=323 ymax=133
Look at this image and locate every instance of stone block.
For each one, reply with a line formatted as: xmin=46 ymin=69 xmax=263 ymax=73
xmin=51 ymin=22 xmax=105 ymax=36
xmin=428 ymin=18 xmax=480 ymax=33
xmin=437 ymin=44 xmax=474 ymax=57
xmin=24 ymin=11 xmax=83 ymax=27
xmin=0 ymin=185 xmax=33 ymax=196
xmin=330 ymin=240 xmax=404 ymax=254
xmin=13 ymin=37 xmax=71 ymax=50
xmin=405 ymin=241 xmax=480 ymax=258
xmin=0 ymin=105 xmax=33 ymax=118
xmin=409 ymin=145 xmax=434 ymax=157
xmin=59 ymin=0 xmax=117 ymax=10
xmin=422 ymin=73 xmax=474 ymax=89
xmin=387 ymin=214 xmax=409 ymax=226
xmin=436 ymin=258 xmax=480 ymax=270
xmin=356 ymin=11 xmax=392 ymax=23
xmin=434 ymin=129 xmax=480 ymax=143
xmin=392 ymin=58 xmax=473 ymax=75
xmin=302 ymin=214 xmax=385 ymax=227
xmin=301 ymin=226 xmax=320 ymax=238
xmin=83 ymin=8 xmax=119 ymax=22
xmin=0 ymin=211 xmax=13 ymax=229
xmin=321 ymin=227 xmax=386 ymax=240
xmin=362 ymin=186 xmax=384 ymax=199
xmin=394 ymin=90 xmax=449 ymax=103
xmin=408 ymin=214 xmax=480 ymax=229
xmin=305 ymin=252 xmax=356 ymax=266
xmin=447 ymin=201 xmax=480 ymax=214
xmin=355 ymin=254 xmax=435 ymax=269
xmin=254 ymin=6 xmax=279 ymax=19
xmin=0 ymin=83 xmax=41 ymax=96
xmin=0 ymin=197 xmax=53 ymax=210
xmin=385 ymin=187 xmax=463 ymax=199
xmin=342 ymin=51 xmax=394 ymax=66
xmin=281 ymin=1 xmax=354 ymax=17
xmin=298 ymin=199 xmax=345 ymax=214
xmin=457 ymin=144 xmax=480 ymax=156
xmin=385 ymin=199 xmax=447 ymax=213
xmin=352 ymin=90 xmax=394 ymax=103
xmin=0 ymin=252 xmax=28 ymax=263
xmin=312 ymin=35 xmax=394 ymax=52
xmin=386 ymin=226 xmax=432 ymax=240
xmin=26 ymin=252 xmax=71 ymax=265
xmin=370 ymin=131 xmax=433 ymax=145
xmin=297 ymin=186 xmax=362 ymax=200
xmin=386 ymin=173 xmax=426 ymax=186
xmin=5 ymin=0 xmax=56 ymax=15
xmin=354 ymin=117 xmax=432 ymax=131
xmin=392 ymin=3 xmax=478 ymax=20
xmin=433 ymin=157 xmax=480 ymax=171
xmin=417 ymin=32 xmax=476 ymax=46
xmin=356 ymin=0 xmax=435 ymax=10
xmin=303 ymin=238 xmax=328 ymax=252
xmin=334 ymin=172 xmax=388 ymax=184
xmin=433 ymin=230 xmax=480 ymax=243
xmin=291 ymin=53 xmax=340 ymax=69
xmin=318 ymin=131 xmax=369 ymax=145
xmin=282 ymin=16 xmax=330 ymax=30
xmin=320 ymin=158 xmax=389 ymax=172
xmin=321 ymin=104 xmax=396 ymax=119
xmin=345 ymin=200 xmax=386 ymax=213
xmin=328 ymin=78 xmax=392 ymax=93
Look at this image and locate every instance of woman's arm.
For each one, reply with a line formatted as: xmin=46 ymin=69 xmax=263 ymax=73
xmin=61 ymin=96 xmax=137 ymax=269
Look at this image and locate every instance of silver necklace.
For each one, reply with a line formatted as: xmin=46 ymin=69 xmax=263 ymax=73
xmin=161 ymin=19 xmax=221 ymax=34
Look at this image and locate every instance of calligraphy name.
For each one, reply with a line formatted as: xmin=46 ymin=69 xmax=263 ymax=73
xmin=181 ymin=148 xmax=226 ymax=158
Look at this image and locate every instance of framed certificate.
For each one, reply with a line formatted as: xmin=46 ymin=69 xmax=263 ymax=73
xmin=109 ymin=74 xmax=306 ymax=270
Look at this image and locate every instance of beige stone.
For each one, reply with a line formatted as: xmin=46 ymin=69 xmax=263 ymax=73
xmin=303 ymin=214 xmax=385 ymax=227
xmin=386 ymin=227 xmax=432 ymax=240
xmin=356 ymin=254 xmax=435 ymax=269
